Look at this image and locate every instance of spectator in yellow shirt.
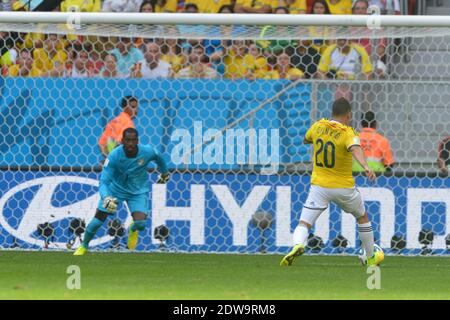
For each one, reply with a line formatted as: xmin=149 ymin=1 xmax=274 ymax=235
xmin=272 ymin=0 xmax=306 ymax=13
xmin=224 ymin=40 xmax=255 ymax=79
xmin=247 ymin=43 xmax=269 ymax=79
xmin=161 ymin=39 xmax=185 ymax=73
xmin=235 ymin=0 xmax=273 ymax=13
xmin=326 ymin=0 xmax=352 ymax=14
xmin=8 ymin=49 xmax=34 ymax=77
xmin=269 ymin=52 xmax=304 ymax=80
xmin=21 ymin=33 xmax=44 ymax=50
xmin=60 ymin=0 xmax=101 ymax=41
xmin=31 ymin=34 xmax=68 ymax=77
xmin=317 ymin=39 xmax=373 ymax=80
xmin=60 ymin=0 xmax=101 ymax=12
xmin=154 ymin=0 xmax=178 ymax=12
xmin=187 ymin=0 xmax=232 ymax=13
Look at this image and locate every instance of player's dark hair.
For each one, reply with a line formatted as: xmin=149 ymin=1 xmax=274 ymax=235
xmin=123 ymin=127 xmax=139 ymax=139
xmin=140 ymin=0 xmax=154 ymax=12
xmin=219 ymin=4 xmax=234 ymax=13
xmin=361 ymin=111 xmax=377 ymax=128
xmin=352 ymin=0 xmax=369 ymax=11
xmin=121 ymin=96 xmax=138 ymax=109
xmin=274 ymin=6 xmax=290 ymax=14
xmin=310 ymin=0 xmax=331 ymax=14
xmin=331 ymin=98 xmax=352 ymax=117
xmin=184 ymin=3 xmax=198 ymax=12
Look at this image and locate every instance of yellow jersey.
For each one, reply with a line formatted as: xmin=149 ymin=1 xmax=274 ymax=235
xmin=60 ymin=0 xmax=101 ymax=12
xmin=271 ymin=0 xmax=307 ymax=13
xmin=224 ymin=50 xmax=255 ymax=79
xmin=161 ymin=54 xmax=184 ymax=73
xmin=326 ymin=0 xmax=352 ymax=14
xmin=154 ymin=0 xmax=178 ymax=12
xmin=251 ymin=56 xmax=269 ymax=79
xmin=189 ymin=0 xmax=232 ymax=13
xmin=8 ymin=64 xmax=20 ymax=77
xmin=31 ymin=48 xmax=68 ymax=77
xmin=269 ymin=67 xmax=304 ymax=80
xmin=305 ymin=119 xmax=360 ymax=188
xmin=236 ymin=0 xmax=273 ymax=10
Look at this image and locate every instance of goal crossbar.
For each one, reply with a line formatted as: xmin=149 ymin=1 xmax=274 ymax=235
xmin=1 ymin=12 xmax=450 ymax=27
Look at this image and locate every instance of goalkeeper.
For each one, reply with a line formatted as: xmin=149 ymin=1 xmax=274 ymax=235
xmin=74 ymin=127 xmax=169 ymax=255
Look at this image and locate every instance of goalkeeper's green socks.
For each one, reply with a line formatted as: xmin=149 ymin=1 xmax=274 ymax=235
xmin=82 ymin=218 xmax=104 ymax=249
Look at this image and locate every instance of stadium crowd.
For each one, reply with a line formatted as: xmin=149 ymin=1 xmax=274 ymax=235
xmin=0 ymin=0 xmax=419 ymax=81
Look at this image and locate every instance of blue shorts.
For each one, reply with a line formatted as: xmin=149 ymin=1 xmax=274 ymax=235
xmin=98 ymin=193 xmax=149 ymax=215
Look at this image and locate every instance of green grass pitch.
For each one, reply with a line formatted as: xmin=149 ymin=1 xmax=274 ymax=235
xmin=0 ymin=251 xmax=449 ymax=300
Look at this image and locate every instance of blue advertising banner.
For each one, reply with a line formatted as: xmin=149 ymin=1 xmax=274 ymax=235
xmin=0 ymin=170 xmax=448 ymax=255
xmin=0 ymin=78 xmax=311 ymax=169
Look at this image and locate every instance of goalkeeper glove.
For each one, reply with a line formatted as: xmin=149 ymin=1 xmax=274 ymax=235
xmin=102 ymin=196 xmax=118 ymax=213
xmin=156 ymin=173 xmax=170 ymax=184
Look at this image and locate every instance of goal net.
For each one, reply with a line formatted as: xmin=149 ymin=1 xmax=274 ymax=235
xmin=0 ymin=12 xmax=448 ymax=256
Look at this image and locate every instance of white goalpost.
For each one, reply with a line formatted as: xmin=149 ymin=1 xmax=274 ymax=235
xmin=2 ymin=11 xmax=450 ymax=26
xmin=2 ymin=12 xmax=450 ymax=38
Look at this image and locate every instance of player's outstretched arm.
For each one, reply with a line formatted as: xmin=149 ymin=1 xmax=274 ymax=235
xmin=350 ymin=145 xmax=376 ymax=181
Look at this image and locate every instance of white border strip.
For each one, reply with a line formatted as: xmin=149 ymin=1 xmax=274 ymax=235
xmin=0 ymin=12 xmax=450 ymax=27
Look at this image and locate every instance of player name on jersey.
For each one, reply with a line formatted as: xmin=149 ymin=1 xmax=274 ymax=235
xmin=306 ymin=119 xmax=360 ymax=189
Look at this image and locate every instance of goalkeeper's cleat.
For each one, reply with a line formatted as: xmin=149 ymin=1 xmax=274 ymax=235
xmin=280 ymin=244 xmax=305 ymax=266
xmin=127 ymin=228 xmax=139 ymax=250
xmin=73 ymin=246 xmax=87 ymax=256
xmin=366 ymin=249 xmax=385 ymax=267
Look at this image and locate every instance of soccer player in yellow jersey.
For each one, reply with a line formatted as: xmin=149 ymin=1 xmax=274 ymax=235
xmin=280 ymin=98 xmax=384 ymax=267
